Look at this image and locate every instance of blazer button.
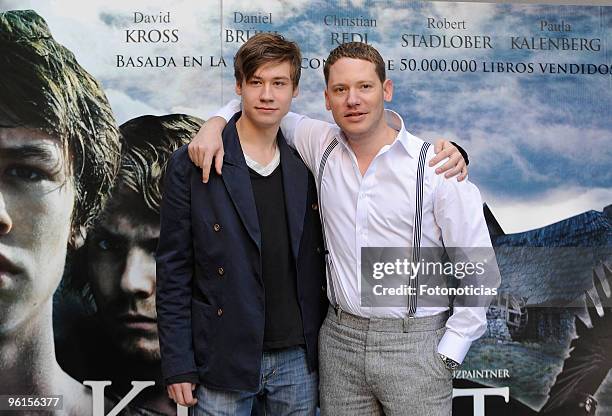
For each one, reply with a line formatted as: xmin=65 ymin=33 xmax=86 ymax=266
xmin=316 ymin=247 xmax=322 ymax=254
xmin=213 ymin=223 xmax=221 ymax=232
xmin=217 ymin=267 xmax=225 ymax=276
xmin=321 ymin=285 xmax=326 ymax=292
xmin=311 ymin=203 xmax=318 ymax=211
xmin=217 ymin=308 xmax=223 ymax=316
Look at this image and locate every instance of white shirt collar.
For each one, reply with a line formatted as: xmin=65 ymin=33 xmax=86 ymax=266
xmin=336 ymin=109 xmax=419 ymax=159
xmin=243 ymin=146 xmax=280 ymax=176
xmin=385 ymin=109 xmax=421 ymax=159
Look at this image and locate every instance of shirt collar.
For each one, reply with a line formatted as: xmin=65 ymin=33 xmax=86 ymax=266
xmin=384 ymin=109 xmax=420 ymax=159
xmin=244 ymin=145 xmax=280 ymax=176
xmin=335 ymin=109 xmax=421 ymax=159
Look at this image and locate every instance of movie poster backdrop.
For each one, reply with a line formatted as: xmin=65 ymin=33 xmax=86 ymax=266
xmin=0 ymin=0 xmax=610 ymax=415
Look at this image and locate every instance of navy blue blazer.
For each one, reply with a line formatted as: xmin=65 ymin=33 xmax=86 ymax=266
xmin=156 ymin=114 xmax=328 ymax=392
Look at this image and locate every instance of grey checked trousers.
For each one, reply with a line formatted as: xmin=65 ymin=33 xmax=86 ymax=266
xmin=319 ymin=306 xmax=452 ymax=416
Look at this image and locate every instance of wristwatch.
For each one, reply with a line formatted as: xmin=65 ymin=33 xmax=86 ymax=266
xmin=439 ymin=353 xmax=460 ymax=371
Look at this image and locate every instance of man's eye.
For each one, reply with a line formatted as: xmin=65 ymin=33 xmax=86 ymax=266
xmin=6 ymin=166 xmax=47 ymax=181
xmin=361 ymin=84 xmax=372 ymax=89
xmin=274 ymin=81 xmax=287 ymax=86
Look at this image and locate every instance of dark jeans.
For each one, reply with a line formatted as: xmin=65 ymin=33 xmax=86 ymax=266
xmin=192 ymin=346 xmax=317 ymax=415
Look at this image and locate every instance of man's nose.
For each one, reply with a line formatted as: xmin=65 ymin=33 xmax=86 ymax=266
xmin=0 ymin=190 xmax=12 ymax=235
xmin=260 ymin=83 xmax=273 ymax=101
xmin=120 ymin=247 xmax=156 ymax=297
xmin=347 ymin=88 xmax=360 ymax=107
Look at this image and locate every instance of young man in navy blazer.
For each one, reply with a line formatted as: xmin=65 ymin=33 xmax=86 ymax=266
xmin=156 ymin=34 xmax=328 ymax=415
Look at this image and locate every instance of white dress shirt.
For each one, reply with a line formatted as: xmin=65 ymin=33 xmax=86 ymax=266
xmin=214 ymin=100 xmax=499 ymax=364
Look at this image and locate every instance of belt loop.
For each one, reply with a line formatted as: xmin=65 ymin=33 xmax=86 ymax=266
xmin=334 ymin=304 xmax=342 ymax=322
xmin=403 ymin=314 xmax=417 ymax=332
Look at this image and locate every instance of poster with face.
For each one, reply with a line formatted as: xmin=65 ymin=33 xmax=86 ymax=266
xmin=0 ymin=1 xmax=610 ymax=415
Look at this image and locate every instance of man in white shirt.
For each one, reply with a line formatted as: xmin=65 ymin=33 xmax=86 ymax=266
xmin=189 ymin=42 xmax=498 ymax=416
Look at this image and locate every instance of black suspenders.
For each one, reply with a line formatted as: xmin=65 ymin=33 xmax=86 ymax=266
xmin=316 ymin=138 xmax=431 ymax=315
xmin=317 ymin=137 xmax=340 ymax=307
xmin=408 ymin=141 xmax=431 ymax=316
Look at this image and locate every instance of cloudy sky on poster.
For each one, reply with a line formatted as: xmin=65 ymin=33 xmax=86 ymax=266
xmin=1 ymin=0 xmax=610 ymax=233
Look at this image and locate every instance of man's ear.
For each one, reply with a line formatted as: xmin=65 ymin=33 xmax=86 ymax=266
xmin=324 ymin=88 xmax=331 ymax=111
xmin=235 ymin=81 xmax=242 ymax=96
xmin=382 ymin=79 xmax=393 ymax=102
xmin=292 ymin=85 xmax=299 ymax=98
xmin=69 ymin=225 xmax=87 ymax=250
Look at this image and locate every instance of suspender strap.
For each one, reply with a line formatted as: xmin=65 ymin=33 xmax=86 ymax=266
xmin=317 ymin=138 xmax=340 ymax=307
xmin=408 ymin=141 xmax=431 ymax=316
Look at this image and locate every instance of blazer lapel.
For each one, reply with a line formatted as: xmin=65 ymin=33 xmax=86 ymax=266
xmin=279 ymin=133 xmax=308 ymax=262
xmin=221 ymin=114 xmax=261 ymax=251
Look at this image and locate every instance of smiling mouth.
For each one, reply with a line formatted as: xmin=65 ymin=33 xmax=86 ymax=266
xmin=344 ymin=112 xmax=367 ymax=119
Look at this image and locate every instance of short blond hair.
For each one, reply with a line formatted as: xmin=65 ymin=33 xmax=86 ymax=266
xmin=324 ymin=42 xmax=385 ymax=84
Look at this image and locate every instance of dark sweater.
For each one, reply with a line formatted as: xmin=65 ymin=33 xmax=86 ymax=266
xmin=249 ymin=165 xmax=304 ymax=350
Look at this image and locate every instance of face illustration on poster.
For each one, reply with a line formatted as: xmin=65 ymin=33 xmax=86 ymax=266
xmin=0 ymin=127 xmax=94 ymax=414
xmin=0 ymin=9 xmax=121 ymax=416
xmin=58 ymin=114 xmax=203 ymax=415
xmin=65 ymin=185 xmax=172 ymax=414
xmin=87 ymin=188 xmax=161 ymax=363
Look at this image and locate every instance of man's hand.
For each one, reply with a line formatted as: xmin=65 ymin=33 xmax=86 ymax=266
xmin=167 ymin=382 xmax=198 ymax=407
xmin=188 ymin=116 xmax=227 ymax=183
xmin=429 ymin=139 xmax=468 ymax=181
